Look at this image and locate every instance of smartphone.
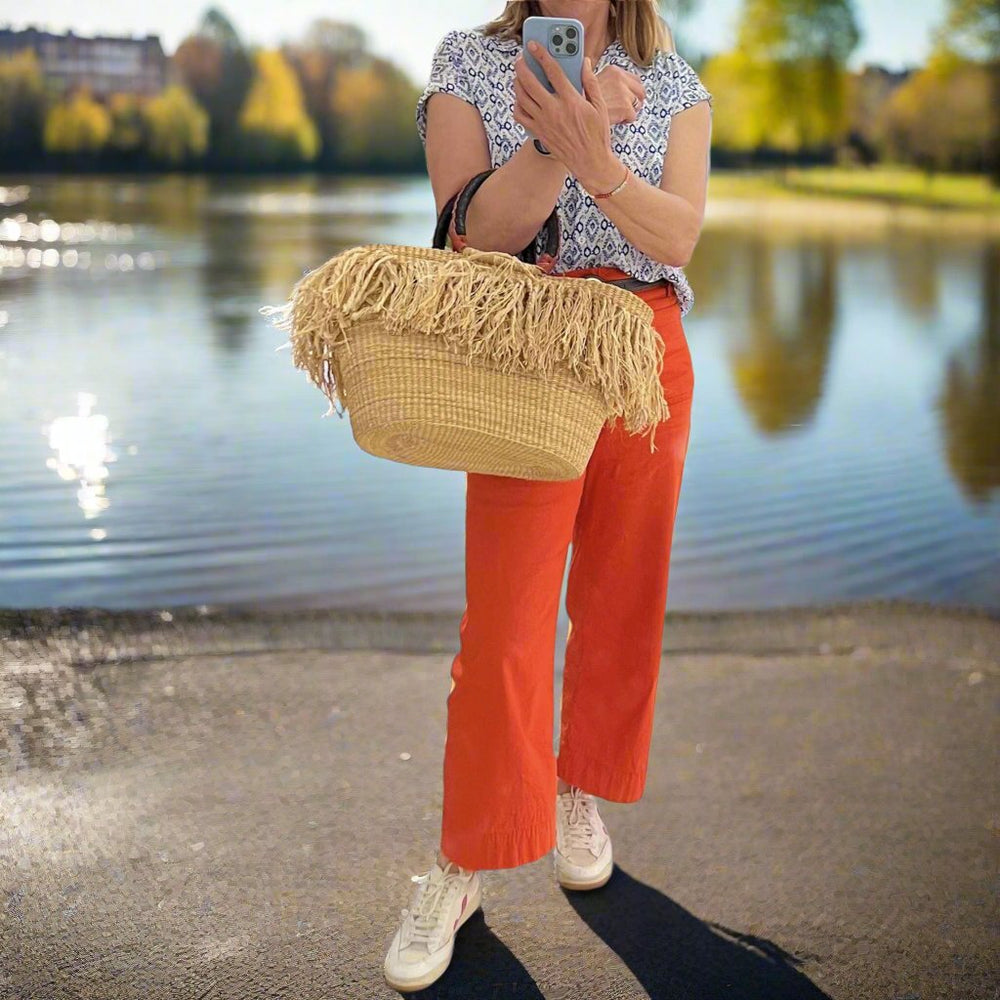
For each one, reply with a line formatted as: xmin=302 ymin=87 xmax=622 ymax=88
xmin=522 ymin=15 xmax=585 ymax=152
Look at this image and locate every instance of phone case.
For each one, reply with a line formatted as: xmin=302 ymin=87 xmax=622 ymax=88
xmin=522 ymin=15 xmax=585 ymax=150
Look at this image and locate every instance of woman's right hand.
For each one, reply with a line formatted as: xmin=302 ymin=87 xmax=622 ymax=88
xmin=594 ymin=65 xmax=645 ymax=124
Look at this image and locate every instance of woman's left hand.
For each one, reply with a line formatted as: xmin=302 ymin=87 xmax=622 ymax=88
xmin=513 ymin=42 xmax=615 ymax=190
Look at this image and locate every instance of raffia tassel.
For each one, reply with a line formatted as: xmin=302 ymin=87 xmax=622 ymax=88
xmin=259 ymin=243 xmax=671 ymax=439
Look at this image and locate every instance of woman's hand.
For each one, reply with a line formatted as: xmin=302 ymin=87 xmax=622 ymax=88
xmin=513 ymin=42 xmax=620 ymax=192
xmin=594 ymin=64 xmax=645 ymax=124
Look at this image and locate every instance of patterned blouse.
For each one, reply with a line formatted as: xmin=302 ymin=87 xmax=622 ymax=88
xmin=415 ymin=25 xmax=713 ymax=316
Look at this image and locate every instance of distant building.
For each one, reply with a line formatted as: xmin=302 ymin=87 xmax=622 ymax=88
xmin=0 ymin=26 xmax=169 ymax=97
xmin=854 ymin=64 xmax=912 ymax=102
xmin=846 ymin=63 xmax=914 ymax=159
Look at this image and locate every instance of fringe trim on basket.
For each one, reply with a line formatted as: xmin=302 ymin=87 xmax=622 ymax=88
xmin=259 ymin=243 xmax=671 ymax=445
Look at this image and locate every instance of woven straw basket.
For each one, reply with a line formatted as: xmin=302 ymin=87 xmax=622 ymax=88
xmin=260 ymin=173 xmax=670 ymax=481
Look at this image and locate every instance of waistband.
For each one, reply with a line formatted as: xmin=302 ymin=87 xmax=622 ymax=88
xmin=555 ymin=265 xmax=676 ymax=298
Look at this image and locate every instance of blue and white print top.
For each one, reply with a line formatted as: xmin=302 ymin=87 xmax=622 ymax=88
xmin=415 ymin=25 xmax=713 ymax=316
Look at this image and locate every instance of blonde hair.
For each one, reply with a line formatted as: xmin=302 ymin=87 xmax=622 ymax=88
xmin=481 ymin=1 xmax=675 ymax=66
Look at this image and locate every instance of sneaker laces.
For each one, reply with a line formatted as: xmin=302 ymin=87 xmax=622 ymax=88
xmin=399 ymin=862 xmax=465 ymax=948
xmin=559 ymin=787 xmax=601 ymax=853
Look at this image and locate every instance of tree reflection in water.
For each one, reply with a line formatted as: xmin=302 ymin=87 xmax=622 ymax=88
xmin=938 ymin=242 xmax=1000 ymax=504
xmin=727 ymin=240 xmax=837 ymax=435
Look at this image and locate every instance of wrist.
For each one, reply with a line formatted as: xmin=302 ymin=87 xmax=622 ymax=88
xmin=576 ymin=149 xmax=625 ymax=196
xmin=527 ymin=137 xmax=566 ymax=168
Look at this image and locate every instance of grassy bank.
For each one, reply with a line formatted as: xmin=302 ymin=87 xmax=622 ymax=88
xmin=710 ymin=165 xmax=1000 ymax=212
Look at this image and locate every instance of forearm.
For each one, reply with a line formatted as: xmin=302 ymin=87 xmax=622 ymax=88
xmin=462 ymin=143 xmax=568 ymax=255
xmin=577 ymin=151 xmax=702 ymax=269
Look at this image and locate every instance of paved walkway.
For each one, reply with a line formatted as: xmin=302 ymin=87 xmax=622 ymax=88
xmin=1 ymin=603 xmax=997 ymax=998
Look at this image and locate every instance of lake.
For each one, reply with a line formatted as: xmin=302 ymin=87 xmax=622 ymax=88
xmin=1 ymin=174 xmax=998 ymax=620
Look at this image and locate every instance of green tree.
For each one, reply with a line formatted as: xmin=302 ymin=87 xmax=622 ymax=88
xmin=703 ymin=0 xmax=861 ymax=157
xmin=238 ymin=48 xmax=319 ymax=165
xmin=144 ymin=84 xmax=210 ymax=163
xmin=0 ymin=48 xmax=46 ymax=163
xmin=935 ymin=0 xmax=999 ymax=61
xmin=43 ymin=88 xmax=111 ymax=155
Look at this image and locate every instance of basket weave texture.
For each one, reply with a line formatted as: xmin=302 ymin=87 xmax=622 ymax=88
xmin=261 ymin=243 xmax=671 ymax=479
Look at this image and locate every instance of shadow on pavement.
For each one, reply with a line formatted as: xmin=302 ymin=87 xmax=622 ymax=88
xmin=402 ymin=908 xmax=546 ymax=998
xmin=399 ymin=864 xmax=829 ymax=998
xmin=561 ymin=865 xmax=830 ymax=1000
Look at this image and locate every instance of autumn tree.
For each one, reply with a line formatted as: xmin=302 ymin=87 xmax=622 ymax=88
xmin=0 ymin=48 xmax=46 ymax=164
xmin=144 ymin=84 xmax=210 ymax=163
xmin=238 ymin=48 xmax=319 ymax=165
xmin=874 ymin=0 xmax=998 ymax=175
xmin=284 ymin=18 xmax=368 ymax=167
xmin=875 ymin=56 xmax=993 ymax=172
xmin=934 ymin=0 xmax=999 ymax=181
xmin=172 ymin=7 xmax=253 ymax=163
xmin=43 ymin=88 xmax=111 ymax=156
xmin=330 ymin=56 xmax=423 ymax=169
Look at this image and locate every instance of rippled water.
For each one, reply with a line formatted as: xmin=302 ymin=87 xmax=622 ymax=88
xmin=1 ymin=174 xmax=998 ymax=615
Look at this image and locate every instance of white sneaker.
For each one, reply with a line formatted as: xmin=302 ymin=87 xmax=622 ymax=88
xmin=383 ymin=859 xmax=482 ymax=992
xmin=554 ymin=785 xmax=614 ymax=890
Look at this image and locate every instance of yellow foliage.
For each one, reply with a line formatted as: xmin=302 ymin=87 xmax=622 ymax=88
xmin=0 ymin=47 xmax=43 ymax=88
xmin=0 ymin=48 xmax=46 ymax=145
xmin=43 ymin=90 xmax=111 ymax=154
xmin=702 ymin=50 xmax=850 ymax=153
xmin=239 ymin=48 xmax=319 ymax=163
xmin=701 ymin=52 xmax=766 ymax=151
xmin=879 ymin=59 xmax=994 ymax=169
xmin=143 ymin=84 xmax=209 ymax=163
xmin=330 ymin=64 xmax=383 ymax=118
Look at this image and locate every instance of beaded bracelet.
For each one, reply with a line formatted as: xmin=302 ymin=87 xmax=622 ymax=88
xmin=590 ymin=165 xmax=630 ymax=200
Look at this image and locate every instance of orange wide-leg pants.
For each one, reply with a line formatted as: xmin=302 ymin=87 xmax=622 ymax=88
xmin=440 ymin=265 xmax=695 ymax=871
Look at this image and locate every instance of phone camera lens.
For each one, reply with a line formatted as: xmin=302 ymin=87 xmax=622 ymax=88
xmin=566 ymin=42 xmax=577 ymax=54
xmin=565 ymin=27 xmax=577 ymax=38
xmin=553 ymin=34 xmax=563 ymax=46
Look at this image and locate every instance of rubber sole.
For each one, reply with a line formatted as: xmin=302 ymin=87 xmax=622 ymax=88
xmin=383 ymin=875 xmax=483 ymax=993
xmin=555 ymin=855 xmax=614 ymax=891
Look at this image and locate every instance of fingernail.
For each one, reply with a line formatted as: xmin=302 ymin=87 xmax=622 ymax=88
xmin=528 ymin=40 xmax=538 ymax=51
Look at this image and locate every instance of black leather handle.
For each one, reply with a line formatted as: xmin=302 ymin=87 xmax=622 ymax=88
xmin=432 ymin=167 xmax=560 ymax=266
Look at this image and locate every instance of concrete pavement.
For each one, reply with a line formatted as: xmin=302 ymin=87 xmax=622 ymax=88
xmin=1 ymin=602 xmax=997 ymax=999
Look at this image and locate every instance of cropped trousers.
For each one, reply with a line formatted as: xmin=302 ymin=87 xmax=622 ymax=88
xmin=440 ymin=264 xmax=695 ymax=871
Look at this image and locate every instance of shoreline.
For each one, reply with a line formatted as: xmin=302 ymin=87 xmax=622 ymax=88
xmin=6 ymin=168 xmax=999 ymax=235
xmin=3 ymin=599 xmax=997 ymax=668
xmin=704 ymin=193 xmax=1000 ymax=234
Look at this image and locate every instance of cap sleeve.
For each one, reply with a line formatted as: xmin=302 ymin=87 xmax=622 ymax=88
xmin=663 ymin=52 xmax=713 ymax=116
xmin=415 ymin=29 xmax=478 ymax=146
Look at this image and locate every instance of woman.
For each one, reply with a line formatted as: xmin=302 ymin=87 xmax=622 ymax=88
xmin=385 ymin=0 xmax=712 ymax=990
